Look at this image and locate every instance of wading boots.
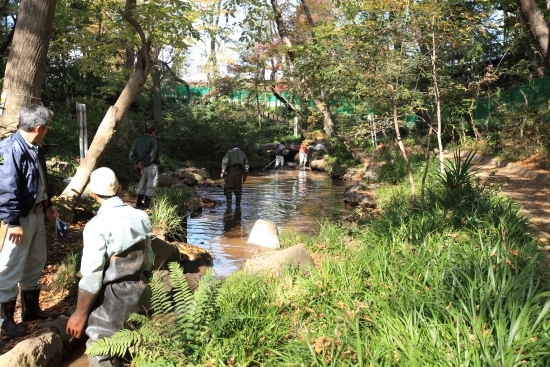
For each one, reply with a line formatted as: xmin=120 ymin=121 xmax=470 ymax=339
xmin=136 ymin=194 xmax=145 ymax=208
xmin=21 ymin=289 xmax=57 ymax=322
xmin=0 ymin=298 xmax=28 ymax=338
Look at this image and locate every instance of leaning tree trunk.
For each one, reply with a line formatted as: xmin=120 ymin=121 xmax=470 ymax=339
xmin=57 ymin=1 xmax=152 ymax=221
xmin=151 ymin=50 xmax=163 ymax=127
xmin=0 ymin=0 xmax=57 ymax=137
xmin=516 ymin=0 xmax=549 ymax=64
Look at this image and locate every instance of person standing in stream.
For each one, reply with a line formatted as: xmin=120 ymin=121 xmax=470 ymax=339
xmin=273 ymin=141 xmax=286 ymax=170
xmin=220 ymin=143 xmax=249 ymax=208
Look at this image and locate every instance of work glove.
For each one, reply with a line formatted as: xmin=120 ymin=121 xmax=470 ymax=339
xmin=220 ymin=172 xmax=225 ymax=178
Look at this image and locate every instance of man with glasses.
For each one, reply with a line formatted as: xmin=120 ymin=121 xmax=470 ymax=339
xmin=0 ymin=104 xmax=58 ymax=338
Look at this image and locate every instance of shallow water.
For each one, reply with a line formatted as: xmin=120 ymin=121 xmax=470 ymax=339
xmin=188 ymin=169 xmax=347 ymax=277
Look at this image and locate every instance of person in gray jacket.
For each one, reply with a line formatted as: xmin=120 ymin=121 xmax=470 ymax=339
xmin=129 ymin=124 xmax=159 ymax=208
xmin=273 ymin=141 xmax=285 ymax=170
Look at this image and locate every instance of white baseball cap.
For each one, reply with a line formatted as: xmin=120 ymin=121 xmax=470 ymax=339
xmin=89 ymin=167 xmax=119 ymax=196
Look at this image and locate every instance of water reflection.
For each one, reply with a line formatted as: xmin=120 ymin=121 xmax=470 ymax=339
xmin=223 ymin=207 xmax=242 ymax=233
xmin=190 ymin=169 xmax=346 ymax=277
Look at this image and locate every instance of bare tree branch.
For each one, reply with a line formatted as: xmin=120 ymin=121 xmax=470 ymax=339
xmin=159 ymin=60 xmax=190 ymax=100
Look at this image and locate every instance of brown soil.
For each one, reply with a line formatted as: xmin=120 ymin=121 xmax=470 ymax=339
xmin=469 ymin=154 xmax=550 ymax=248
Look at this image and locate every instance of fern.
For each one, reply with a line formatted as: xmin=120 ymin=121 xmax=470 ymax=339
xmin=149 ymin=271 xmax=177 ymax=317
xmin=86 ymin=262 xmax=220 ymax=366
xmin=86 ymin=329 xmax=140 ymax=357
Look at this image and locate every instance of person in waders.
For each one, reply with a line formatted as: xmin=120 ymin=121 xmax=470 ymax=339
xmin=220 ymin=143 xmax=249 ymax=208
xmin=66 ymin=167 xmax=153 ymax=367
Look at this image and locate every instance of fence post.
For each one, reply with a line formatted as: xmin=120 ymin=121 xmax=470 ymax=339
xmin=76 ymin=102 xmax=88 ymax=160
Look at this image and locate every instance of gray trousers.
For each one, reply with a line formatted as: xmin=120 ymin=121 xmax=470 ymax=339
xmin=0 ymin=212 xmax=46 ymax=303
xmin=137 ymin=164 xmax=158 ymax=197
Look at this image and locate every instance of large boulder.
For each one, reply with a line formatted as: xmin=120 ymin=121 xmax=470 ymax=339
xmin=247 ymin=219 xmax=280 ymax=249
xmin=39 ymin=317 xmax=80 ymax=352
xmin=151 ymin=237 xmax=213 ymax=271
xmin=243 ymin=244 xmax=315 ymax=276
xmin=184 ymin=167 xmax=210 ymax=180
xmin=159 ymin=166 xmax=214 ymax=189
xmin=342 ymin=182 xmax=377 ymax=209
xmin=310 ymin=159 xmax=327 ymax=172
xmin=158 ymin=172 xmax=180 ymax=187
xmin=0 ymin=331 xmax=63 ymax=367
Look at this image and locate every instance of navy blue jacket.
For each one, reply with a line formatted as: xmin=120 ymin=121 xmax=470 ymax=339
xmin=0 ymin=131 xmax=52 ymax=226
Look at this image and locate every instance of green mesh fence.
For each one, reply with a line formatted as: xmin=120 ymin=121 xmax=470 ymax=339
xmin=473 ymin=77 xmax=550 ymax=121
xmin=163 ymin=77 xmax=550 ymax=125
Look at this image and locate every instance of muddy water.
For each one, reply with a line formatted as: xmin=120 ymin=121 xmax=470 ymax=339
xmin=189 ymin=169 xmax=346 ymax=277
xmin=62 ymin=168 xmax=346 ymax=366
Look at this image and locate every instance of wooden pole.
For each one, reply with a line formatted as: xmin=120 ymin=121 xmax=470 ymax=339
xmin=263 ymin=159 xmax=276 ymax=170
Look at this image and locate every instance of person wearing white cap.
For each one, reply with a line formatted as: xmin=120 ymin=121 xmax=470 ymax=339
xmin=66 ymin=167 xmax=153 ymax=367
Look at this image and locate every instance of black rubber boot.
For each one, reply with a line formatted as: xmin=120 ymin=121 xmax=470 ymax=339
xmin=225 ymin=196 xmax=232 ymax=207
xmin=235 ymin=198 xmax=241 ymax=208
xmin=144 ymin=196 xmax=152 ymax=208
xmin=136 ymin=194 xmax=145 ymax=208
xmin=1 ymin=298 xmax=28 ymax=338
xmin=21 ymin=289 xmax=57 ymax=322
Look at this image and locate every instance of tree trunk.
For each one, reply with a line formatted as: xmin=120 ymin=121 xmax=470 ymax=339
xmin=269 ymin=0 xmax=335 ymax=136
xmin=152 ymin=63 xmax=163 ymax=126
xmin=57 ymin=1 xmax=152 ymax=221
xmin=517 ymin=0 xmax=549 ymax=64
xmin=391 ymin=95 xmax=416 ymax=202
xmin=431 ymin=24 xmax=445 ymax=174
xmin=312 ymin=96 xmax=334 ymax=137
xmin=0 ymin=0 xmax=57 ymax=136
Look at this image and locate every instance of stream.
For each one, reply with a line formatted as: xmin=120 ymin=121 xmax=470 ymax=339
xmin=61 ymin=168 xmax=347 ymax=366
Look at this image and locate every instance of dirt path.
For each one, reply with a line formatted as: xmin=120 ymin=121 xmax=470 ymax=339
xmin=471 ymin=154 xmax=550 ymax=250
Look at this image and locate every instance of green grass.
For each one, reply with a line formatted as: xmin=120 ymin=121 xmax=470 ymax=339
xmin=149 ymin=187 xmax=192 ymax=242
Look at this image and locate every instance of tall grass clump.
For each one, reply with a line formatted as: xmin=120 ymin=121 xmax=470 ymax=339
xmin=154 ymin=187 xmax=193 ymax=214
xmin=150 ymin=187 xmax=192 ymax=241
